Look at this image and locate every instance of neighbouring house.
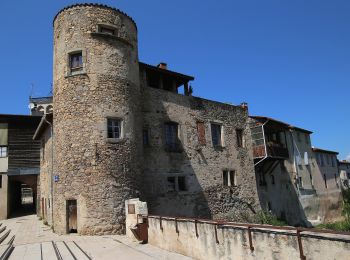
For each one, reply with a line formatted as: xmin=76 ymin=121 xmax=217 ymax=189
xmin=249 ymin=116 xmax=342 ymax=226
xmin=0 ymin=114 xmax=41 ymax=220
xmin=339 ymin=160 xmax=350 ymax=189
xmin=29 ymin=97 xmax=53 ymax=116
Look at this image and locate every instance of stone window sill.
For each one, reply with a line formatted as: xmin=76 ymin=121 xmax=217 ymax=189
xmin=91 ymin=32 xmax=133 ymax=48
xmin=65 ymin=71 xmax=87 ymax=78
xmin=107 ymin=138 xmax=125 ymax=144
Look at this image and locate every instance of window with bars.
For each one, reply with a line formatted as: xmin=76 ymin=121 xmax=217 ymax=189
xmin=211 ymin=123 xmax=222 ymax=147
xmin=0 ymin=146 xmax=7 ymax=158
xmin=70 ymin=52 xmax=83 ymax=72
xmin=107 ymin=118 xmax=122 ymax=139
xmin=165 ymin=122 xmax=179 ymax=150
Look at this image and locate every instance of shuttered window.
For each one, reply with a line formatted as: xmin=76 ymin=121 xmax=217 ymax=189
xmin=197 ymin=122 xmax=206 ymax=145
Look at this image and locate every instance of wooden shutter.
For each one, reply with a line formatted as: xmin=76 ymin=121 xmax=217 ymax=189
xmin=197 ymin=122 xmax=206 ymax=145
xmin=0 ymin=124 xmax=8 ymax=146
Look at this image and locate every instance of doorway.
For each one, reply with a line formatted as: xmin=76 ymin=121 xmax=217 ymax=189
xmin=67 ymin=200 xmax=77 ymax=233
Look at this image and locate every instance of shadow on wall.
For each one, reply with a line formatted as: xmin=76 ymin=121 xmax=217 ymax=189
xmin=255 ymin=160 xmax=312 ymax=227
xmin=140 ymin=87 xmax=258 ymax=222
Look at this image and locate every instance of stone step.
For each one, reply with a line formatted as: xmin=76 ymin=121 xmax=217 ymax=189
xmin=0 ymin=230 xmax=10 ymax=245
xmin=0 ymin=233 xmax=14 ymax=246
xmin=0 ymin=244 xmax=14 ymax=260
xmin=0 ymin=226 xmax=6 ymax=235
xmin=54 ymin=241 xmax=75 ymax=260
xmin=9 ymin=243 xmax=41 ymax=260
xmin=65 ymin=241 xmax=91 ymax=260
xmin=41 ymin=241 xmax=59 ymax=260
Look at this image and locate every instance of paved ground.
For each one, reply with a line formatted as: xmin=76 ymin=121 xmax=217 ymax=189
xmin=0 ymin=215 xmax=191 ymax=259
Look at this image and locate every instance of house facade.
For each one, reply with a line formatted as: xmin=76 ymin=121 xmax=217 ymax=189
xmin=33 ymin=4 xmax=260 ymax=235
xmin=249 ymin=116 xmax=342 ymax=226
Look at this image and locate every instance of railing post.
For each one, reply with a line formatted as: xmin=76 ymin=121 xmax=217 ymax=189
xmin=297 ymin=229 xmax=306 ymax=260
xmin=247 ymin=226 xmax=254 ymax=251
xmin=195 ymin=220 xmax=199 ymax=238
xmin=175 ymin=218 xmax=179 ymax=233
xmin=160 ymin=216 xmax=163 ymax=231
xmin=214 ymin=224 xmax=219 ymax=244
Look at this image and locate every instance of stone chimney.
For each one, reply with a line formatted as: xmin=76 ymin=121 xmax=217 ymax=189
xmin=157 ymin=62 xmax=168 ymax=70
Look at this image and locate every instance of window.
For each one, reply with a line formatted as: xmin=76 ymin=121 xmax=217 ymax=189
xmin=211 ymin=123 xmax=222 ymax=147
xmin=167 ymin=176 xmax=187 ymax=192
xmin=305 ymin=134 xmax=310 ymax=144
xmin=271 ymin=175 xmax=275 ymax=185
xmin=324 ymin=174 xmax=327 ymax=189
xmin=326 ymin=155 xmax=330 ymax=165
xmin=143 ymin=129 xmax=150 ymax=146
xmin=304 ymin=152 xmax=309 ymax=165
xmin=320 ymin=154 xmax=324 ymax=166
xmin=178 ymin=176 xmax=187 ymax=191
xmin=70 ymin=52 xmax=83 ymax=72
xmin=97 ymin=24 xmax=118 ymax=36
xmin=197 ymin=122 xmax=206 ymax=145
xmin=0 ymin=175 xmax=2 ymax=188
xmin=167 ymin=177 xmax=176 ymax=192
xmin=236 ymin=129 xmax=244 ymax=148
xmin=297 ymin=132 xmax=301 ymax=142
xmin=107 ymin=118 xmax=122 ymax=139
xmin=165 ymin=122 xmax=179 ymax=150
xmin=223 ymin=170 xmax=236 ymax=187
xmin=0 ymin=146 xmax=7 ymax=158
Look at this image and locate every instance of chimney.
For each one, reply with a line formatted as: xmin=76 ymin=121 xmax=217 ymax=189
xmin=157 ymin=62 xmax=168 ymax=70
xmin=240 ymin=102 xmax=248 ymax=110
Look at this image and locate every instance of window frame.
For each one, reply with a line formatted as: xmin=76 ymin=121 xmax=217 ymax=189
xmin=236 ymin=129 xmax=245 ymax=148
xmin=166 ymin=175 xmax=187 ymax=193
xmin=97 ymin=24 xmax=118 ymax=36
xmin=223 ymin=170 xmax=236 ymax=187
xmin=107 ymin=118 xmax=123 ymax=142
xmin=164 ymin=122 xmax=181 ymax=152
xmin=211 ymin=123 xmax=223 ymax=148
xmin=66 ymin=49 xmax=87 ymax=77
xmin=0 ymin=146 xmax=7 ymax=158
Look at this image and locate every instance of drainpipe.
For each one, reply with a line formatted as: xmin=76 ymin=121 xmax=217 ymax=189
xmin=289 ymin=129 xmax=301 ymax=196
xmin=44 ymin=116 xmax=54 ymax=230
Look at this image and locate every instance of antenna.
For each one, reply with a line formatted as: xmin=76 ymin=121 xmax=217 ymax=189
xmin=29 ymin=83 xmax=34 ymax=99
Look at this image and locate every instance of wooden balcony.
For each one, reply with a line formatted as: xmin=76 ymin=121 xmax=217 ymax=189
xmin=253 ymin=142 xmax=289 ymax=159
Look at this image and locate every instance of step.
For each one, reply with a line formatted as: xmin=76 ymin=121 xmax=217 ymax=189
xmin=0 ymin=244 xmax=14 ymax=260
xmin=65 ymin=241 xmax=92 ymax=260
xmin=9 ymin=243 xmax=41 ymax=260
xmin=1 ymin=234 xmax=14 ymax=246
xmin=0 ymin=227 xmax=6 ymax=235
xmin=54 ymin=241 xmax=75 ymax=260
xmin=0 ymin=230 xmax=10 ymax=245
xmin=41 ymin=241 xmax=59 ymax=260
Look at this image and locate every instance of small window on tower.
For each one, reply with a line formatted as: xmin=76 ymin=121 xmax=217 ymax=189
xmin=70 ymin=52 xmax=83 ymax=72
xmin=97 ymin=24 xmax=118 ymax=36
xmin=107 ymin=118 xmax=122 ymax=140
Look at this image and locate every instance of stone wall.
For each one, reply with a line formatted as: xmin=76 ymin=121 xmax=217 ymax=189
xmin=53 ymin=4 xmax=141 ymax=235
xmin=148 ymin=216 xmax=350 ymax=260
xmin=141 ymin=87 xmax=260 ymax=221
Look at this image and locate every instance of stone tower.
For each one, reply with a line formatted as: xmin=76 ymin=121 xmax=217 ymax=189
xmin=53 ymin=4 xmax=141 ymax=235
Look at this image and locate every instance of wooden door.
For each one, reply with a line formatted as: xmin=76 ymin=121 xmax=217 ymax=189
xmin=67 ymin=200 xmax=77 ymax=233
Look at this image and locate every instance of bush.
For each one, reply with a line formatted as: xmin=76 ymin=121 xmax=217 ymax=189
xmin=316 ymin=221 xmax=350 ymax=232
xmin=254 ymin=211 xmax=288 ymax=226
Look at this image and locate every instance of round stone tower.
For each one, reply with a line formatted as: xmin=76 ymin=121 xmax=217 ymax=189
xmin=52 ymin=4 xmax=141 ymax=235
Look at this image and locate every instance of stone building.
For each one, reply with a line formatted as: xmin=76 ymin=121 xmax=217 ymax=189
xmin=250 ymin=116 xmax=342 ymax=226
xmin=339 ymin=160 xmax=350 ymax=189
xmin=0 ymin=114 xmax=41 ymax=220
xmin=33 ymin=4 xmax=260 ymax=235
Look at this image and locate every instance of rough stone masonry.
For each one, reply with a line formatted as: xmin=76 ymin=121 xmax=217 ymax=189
xmin=37 ymin=3 xmax=260 ymax=235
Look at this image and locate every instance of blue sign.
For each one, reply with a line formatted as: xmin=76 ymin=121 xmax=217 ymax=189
xmin=54 ymin=175 xmax=59 ymax=182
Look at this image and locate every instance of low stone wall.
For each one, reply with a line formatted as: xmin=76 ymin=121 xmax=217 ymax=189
xmin=148 ymin=216 xmax=350 ymax=260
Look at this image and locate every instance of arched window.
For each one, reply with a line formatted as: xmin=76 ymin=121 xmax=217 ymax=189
xmin=46 ymin=105 xmax=53 ymax=114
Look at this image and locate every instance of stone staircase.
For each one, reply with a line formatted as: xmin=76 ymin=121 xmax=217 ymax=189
xmin=0 ymin=222 xmax=92 ymax=260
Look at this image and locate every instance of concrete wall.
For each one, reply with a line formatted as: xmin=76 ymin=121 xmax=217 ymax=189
xmin=0 ymin=158 xmax=8 ymax=173
xmin=141 ymin=86 xmax=260 ymax=222
xmin=38 ymin=128 xmax=53 ymax=225
xmin=0 ymin=174 xmax=8 ymax=220
xmin=148 ymin=217 xmax=350 ymax=260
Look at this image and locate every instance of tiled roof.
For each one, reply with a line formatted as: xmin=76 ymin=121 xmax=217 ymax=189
xmin=53 ymin=3 xmax=137 ymax=30
xmin=250 ymin=116 xmax=313 ymax=134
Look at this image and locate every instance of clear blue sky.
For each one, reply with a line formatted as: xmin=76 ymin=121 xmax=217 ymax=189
xmin=0 ymin=1 xmax=349 ymax=160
